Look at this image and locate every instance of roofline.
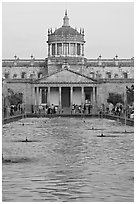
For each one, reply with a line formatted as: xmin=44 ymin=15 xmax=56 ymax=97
xmin=2 ymin=58 xmax=133 ymax=61
xmin=2 ymin=59 xmax=46 ymax=61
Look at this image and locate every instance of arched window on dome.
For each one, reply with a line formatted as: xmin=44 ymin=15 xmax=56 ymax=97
xmin=77 ymin=44 xmax=80 ymax=55
xmin=57 ymin=43 xmax=62 ymax=55
xmin=70 ymin=43 xmax=76 ymax=56
xmin=63 ymin=43 xmax=69 ymax=56
xmin=52 ymin=44 xmax=55 ymax=56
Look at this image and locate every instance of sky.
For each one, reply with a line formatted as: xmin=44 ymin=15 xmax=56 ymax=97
xmin=2 ymin=2 xmax=134 ymax=59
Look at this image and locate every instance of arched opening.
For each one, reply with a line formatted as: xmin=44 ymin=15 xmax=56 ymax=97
xmin=4 ymin=72 xmax=10 ymax=79
xmin=123 ymin=72 xmax=128 ymax=79
xmin=21 ymin=72 xmax=26 ymax=79
xmin=13 ymin=73 xmax=17 ymax=79
xmin=38 ymin=72 xmax=43 ymax=79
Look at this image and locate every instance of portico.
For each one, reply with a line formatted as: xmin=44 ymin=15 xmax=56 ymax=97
xmin=31 ymin=67 xmax=99 ymax=113
xmin=33 ymin=83 xmax=98 ymax=108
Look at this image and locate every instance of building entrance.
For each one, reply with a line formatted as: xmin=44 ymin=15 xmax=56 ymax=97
xmin=61 ymin=87 xmax=70 ymax=107
xmin=84 ymin=87 xmax=92 ymax=103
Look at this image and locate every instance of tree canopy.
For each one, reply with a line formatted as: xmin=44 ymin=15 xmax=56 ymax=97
xmin=107 ymin=84 xmax=134 ymax=107
xmin=107 ymin=92 xmax=123 ymax=106
xmin=7 ymin=88 xmax=23 ymax=105
xmin=126 ymin=85 xmax=134 ymax=105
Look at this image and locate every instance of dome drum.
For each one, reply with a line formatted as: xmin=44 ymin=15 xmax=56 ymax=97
xmin=48 ymin=42 xmax=84 ymax=57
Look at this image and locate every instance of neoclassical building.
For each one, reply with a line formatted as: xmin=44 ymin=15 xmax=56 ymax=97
xmin=2 ymin=11 xmax=134 ymax=113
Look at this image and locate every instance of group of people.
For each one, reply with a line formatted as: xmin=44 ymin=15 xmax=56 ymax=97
xmin=4 ymin=104 xmax=24 ymax=118
xmin=100 ymin=103 xmax=134 ymax=119
xmin=32 ymin=104 xmax=58 ymax=115
xmin=32 ymin=103 xmax=94 ymax=115
xmin=71 ymin=103 xmax=93 ymax=114
xmin=10 ymin=104 xmax=24 ymax=116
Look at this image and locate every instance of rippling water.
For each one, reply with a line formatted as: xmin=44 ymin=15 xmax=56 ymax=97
xmin=2 ymin=117 xmax=134 ymax=202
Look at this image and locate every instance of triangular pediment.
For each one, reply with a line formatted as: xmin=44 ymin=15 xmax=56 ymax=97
xmin=36 ymin=69 xmax=96 ymax=84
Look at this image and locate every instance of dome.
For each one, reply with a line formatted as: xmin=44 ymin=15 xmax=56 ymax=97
xmin=53 ymin=26 xmax=80 ymax=36
xmin=47 ymin=11 xmax=85 ymax=43
xmin=47 ymin=11 xmax=85 ymax=58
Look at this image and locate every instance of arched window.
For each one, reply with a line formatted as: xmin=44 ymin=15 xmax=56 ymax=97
xmin=106 ymin=72 xmax=111 ymax=79
xmin=63 ymin=43 xmax=69 ymax=56
xmin=90 ymin=72 xmax=94 ymax=78
xmin=21 ymin=72 xmax=26 ymax=79
xmin=114 ymin=73 xmax=118 ymax=78
xmin=77 ymin=44 xmax=80 ymax=55
xmin=123 ymin=72 xmax=128 ymax=79
xmin=52 ymin=44 xmax=55 ymax=55
xmin=13 ymin=73 xmax=17 ymax=79
xmin=102 ymin=62 xmax=105 ymax=68
xmin=70 ymin=43 xmax=75 ymax=55
xmin=38 ymin=72 xmax=43 ymax=79
xmin=57 ymin=43 xmax=62 ymax=55
xmin=4 ymin=72 xmax=9 ymax=79
xmin=29 ymin=73 xmax=33 ymax=79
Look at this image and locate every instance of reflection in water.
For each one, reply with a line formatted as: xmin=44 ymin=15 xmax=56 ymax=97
xmin=2 ymin=157 xmax=32 ymax=164
xmin=2 ymin=117 xmax=134 ymax=202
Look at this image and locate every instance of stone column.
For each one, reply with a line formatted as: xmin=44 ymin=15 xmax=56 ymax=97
xmin=60 ymin=43 xmax=62 ymax=55
xmin=82 ymin=44 xmax=84 ymax=56
xmin=44 ymin=88 xmax=46 ymax=104
xmin=95 ymin=87 xmax=97 ymax=104
xmin=62 ymin=43 xmax=64 ymax=56
xmin=75 ymin=43 xmax=77 ymax=56
xmin=59 ymin=86 xmax=62 ymax=108
xmin=47 ymin=87 xmax=50 ymax=105
xmin=55 ymin=43 xmax=57 ymax=56
xmin=81 ymin=86 xmax=84 ymax=105
xmin=80 ymin=44 xmax=82 ymax=56
xmin=68 ymin=43 xmax=70 ymax=56
xmin=50 ymin=44 xmax=52 ymax=56
xmin=70 ymin=86 xmax=73 ymax=106
xmin=48 ymin=44 xmax=50 ymax=56
xmin=39 ymin=88 xmax=42 ymax=105
xmin=34 ymin=87 xmax=36 ymax=106
xmin=32 ymin=86 xmax=35 ymax=106
xmin=69 ymin=43 xmax=71 ymax=56
xmin=36 ymin=87 xmax=39 ymax=106
xmin=96 ymin=86 xmax=99 ymax=107
xmin=93 ymin=86 xmax=96 ymax=105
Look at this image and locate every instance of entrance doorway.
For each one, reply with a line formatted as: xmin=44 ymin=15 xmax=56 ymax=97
xmin=84 ymin=87 xmax=92 ymax=103
xmin=61 ymin=87 xmax=70 ymax=107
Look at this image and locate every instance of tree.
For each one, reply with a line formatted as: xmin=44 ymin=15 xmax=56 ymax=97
xmin=107 ymin=92 xmax=124 ymax=106
xmin=126 ymin=85 xmax=134 ymax=105
xmin=7 ymin=88 xmax=23 ymax=105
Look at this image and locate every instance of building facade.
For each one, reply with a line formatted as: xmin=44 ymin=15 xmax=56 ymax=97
xmin=2 ymin=11 xmax=134 ymax=113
